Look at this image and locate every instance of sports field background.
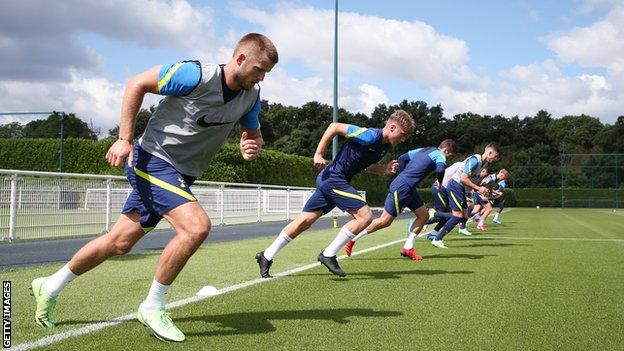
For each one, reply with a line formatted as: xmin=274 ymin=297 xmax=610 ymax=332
xmin=4 ymin=208 xmax=624 ymax=350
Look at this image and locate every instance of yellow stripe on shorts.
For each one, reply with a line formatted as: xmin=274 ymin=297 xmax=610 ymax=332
xmin=134 ymin=167 xmax=196 ymax=201
xmin=332 ymin=188 xmax=366 ymax=202
xmin=393 ymin=191 xmax=400 ymax=216
xmin=437 ymin=192 xmax=447 ymax=208
xmin=449 ymin=191 xmax=463 ymax=210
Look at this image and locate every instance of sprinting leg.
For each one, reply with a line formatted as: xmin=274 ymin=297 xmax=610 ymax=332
xmin=319 ymin=206 xmax=373 ymax=277
xmin=257 ymin=210 xmax=323 ymax=277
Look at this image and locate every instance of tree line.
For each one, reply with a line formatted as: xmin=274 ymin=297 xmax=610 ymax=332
xmin=2 ymin=100 xmax=623 ymax=188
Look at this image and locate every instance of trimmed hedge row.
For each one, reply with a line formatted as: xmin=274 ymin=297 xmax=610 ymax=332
xmin=0 ymin=138 xmax=390 ymax=205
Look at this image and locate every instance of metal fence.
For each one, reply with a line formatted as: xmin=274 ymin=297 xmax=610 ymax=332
xmin=0 ymin=169 xmax=364 ymax=242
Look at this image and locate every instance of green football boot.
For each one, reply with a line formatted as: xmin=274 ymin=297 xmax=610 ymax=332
xmin=30 ymin=277 xmax=57 ymax=328
xmin=137 ymin=304 xmax=185 ymax=342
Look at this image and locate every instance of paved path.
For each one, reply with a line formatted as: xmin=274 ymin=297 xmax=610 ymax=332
xmin=0 ymin=216 xmax=373 ymax=270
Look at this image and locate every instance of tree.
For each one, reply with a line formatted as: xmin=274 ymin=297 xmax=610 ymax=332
xmin=0 ymin=122 xmax=23 ymax=138
xmin=22 ymin=113 xmax=98 ymax=139
xmin=107 ymin=107 xmax=154 ymax=139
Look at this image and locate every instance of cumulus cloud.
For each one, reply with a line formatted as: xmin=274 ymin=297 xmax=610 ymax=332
xmin=0 ymin=73 xmax=161 ymax=134
xmin=545 ymin=3 xmax=624 ymax=73
xmin=0 ymin=0 xmax=216 ymax=81
xmin=260 ymin=67 xmax=388 ymax=116
xmin=234 ymin=3 xmax=470 ymax=86
xmin=430 ymin=60 xmax=624 ymax=122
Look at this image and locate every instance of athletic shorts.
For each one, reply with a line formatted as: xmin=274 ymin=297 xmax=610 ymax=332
xmin=431 ymin=183 xmax=449 ymax=211
xmin=446 ymin=179 xmax=467 ymax=212
xmin=383 ymin=180 xmax=424 ymax=217
xmin=122 ymin=143 xmax=197 ymax=232
xmin=492 ymin=197 xmax=505 ymax=210
xmin=472 ymin=191 xmax=487 ymax=206
xmin=302 ymin=172 xmax=367 ymax=214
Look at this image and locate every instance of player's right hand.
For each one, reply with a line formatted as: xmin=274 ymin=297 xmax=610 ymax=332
xmin=106 ymin=139 xmax=133 ymax=167
xmin=314 ymin=153 xmax=327 ymax=170
xmin=477 ymin=186 xmax=488 ymax=195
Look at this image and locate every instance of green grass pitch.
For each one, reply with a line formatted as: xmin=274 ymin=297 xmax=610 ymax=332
xmin=4 ymin=208 xmax=624 ymax=350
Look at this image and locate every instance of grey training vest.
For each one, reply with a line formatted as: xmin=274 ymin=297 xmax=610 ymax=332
xmin=139 ymin=63 xmax=259 ymax=177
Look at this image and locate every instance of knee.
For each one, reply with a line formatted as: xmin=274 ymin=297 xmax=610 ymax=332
xmin=183 ymin=217 xmax=211 ymax=244
xmin=112 ymin=239 xmax=134 ymax=256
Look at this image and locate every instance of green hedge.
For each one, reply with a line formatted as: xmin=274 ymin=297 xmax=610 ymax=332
xmin=0 ymin=138 xmax=390 ymax=205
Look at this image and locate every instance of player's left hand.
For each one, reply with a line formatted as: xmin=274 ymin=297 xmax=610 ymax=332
xmin=240 ymin=131 xmax=262 ymax=160
xmin=386 ymin=160 xmax=399 ymax=174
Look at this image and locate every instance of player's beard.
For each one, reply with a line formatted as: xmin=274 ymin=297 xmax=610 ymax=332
xmin=233 ymin=71 xmax=253 ymax=91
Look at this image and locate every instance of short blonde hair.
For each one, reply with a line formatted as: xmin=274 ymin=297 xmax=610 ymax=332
xmin=234 ymin=33 xmax=279 ymax=64
xmin=499 ymin=169 xmax=509 ymax=179
xmin=386 ymin=109 xmax=415 ymax=134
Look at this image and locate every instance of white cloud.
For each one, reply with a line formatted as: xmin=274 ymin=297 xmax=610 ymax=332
xmin=260 ymin=68 xmax=389 ymax=116
xmin=0 ymin=73 xmax=161 ymax=135
xmin=545 ymin=3 xmax=624 ymax=73
xmin=0 ymin=0 xmax=216 ymax=81
xmin=430 ymin=60 xmax=624 ymax=122
xmin=234 ymin=3 xmax=470 ymax=86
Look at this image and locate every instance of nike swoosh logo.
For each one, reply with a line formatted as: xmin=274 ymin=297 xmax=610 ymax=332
xmin=196 ymin=116 xmax=234 ymax=128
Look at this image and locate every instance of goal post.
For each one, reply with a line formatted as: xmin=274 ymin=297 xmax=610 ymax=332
xmin=560 ymin=153 xmax=623 ymax=209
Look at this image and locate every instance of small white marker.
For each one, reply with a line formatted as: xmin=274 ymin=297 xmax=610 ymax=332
xmin=196 ymin=285 xmax=220 ymax=297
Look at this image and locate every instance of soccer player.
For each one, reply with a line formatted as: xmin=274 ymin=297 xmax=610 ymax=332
xmin=343 ymin=139 xmax=458 ymax=260
xmin=430 ymin=144 xmax=499 ymax=248
xmin=30 ymin=33 xmax=278 ymax=342
xmin=256 ymin=110 xmax=415 ymax=278
xmin=487 ymin=170 xmax=509 ymax=225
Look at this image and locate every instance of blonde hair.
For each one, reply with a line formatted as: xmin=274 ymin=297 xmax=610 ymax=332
xmin=499 ymin=169 xmax=509 ymax=179
xmin=234 ymin=33 xmax=279 ymax=64
xmin=386 ymin=109 xmax=415 ymax=134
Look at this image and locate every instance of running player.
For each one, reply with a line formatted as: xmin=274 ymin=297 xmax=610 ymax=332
xmin=431 ymin=144 xmax=499 ymax=248
xmin=343 ymin=139 xmax=458 ymax=260
xmin=30 ymin=33 xmax=278 ymax=342
xmin=255 ymin=110 xmax=415 ymax=278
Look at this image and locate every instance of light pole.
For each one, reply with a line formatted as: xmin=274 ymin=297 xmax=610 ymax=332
xmin=332 ymin=0 xmax=339 ymax=160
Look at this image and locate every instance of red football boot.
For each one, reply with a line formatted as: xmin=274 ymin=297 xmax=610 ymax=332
xmin=400 ymin=248 xmax=423 ymax=261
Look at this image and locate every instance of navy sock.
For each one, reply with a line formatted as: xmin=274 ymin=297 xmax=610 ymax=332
xmin=434 ymin=218 xmax=447 ymax=231
xmin=435 ymin=216 xmax=462 ymax=240
xmin=434 ymin=211 xmax=453 ymax=220
xmin=425 ymin=217 xmax=440 ymax=225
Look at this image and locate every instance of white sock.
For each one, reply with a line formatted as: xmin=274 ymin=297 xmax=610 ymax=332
xmin=322 ymin=226 xmax=355 ymax=257
xmin=494 ymin=213 xmax=500 ymax=221
xmin=142 ymin=278 xmax=170 ymax=311
xmin=45 ymin=263 xmax=78 ymax=297
xmin=403 ymin=233 xmax=417 ymax=250
xmin=263 ymin=230 xmax=292 ymax=261
xmin=351 ymin=230 xmax=368 ymax=242
xmin=430 ymin=229 xmax=439 ymax=237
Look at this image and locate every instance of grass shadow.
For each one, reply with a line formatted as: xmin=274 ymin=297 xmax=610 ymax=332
xmin=295 ymin=269 xmax=474 ymax=280
xmin=182 ymin=308 xmax=402 ymax=337
xmin=454 ymin=243 xmax=531 ymax=248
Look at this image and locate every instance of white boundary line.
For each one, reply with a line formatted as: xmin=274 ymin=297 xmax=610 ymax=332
xmin=466 ymin=236 xmax=624 ymax=242
xmin=13 ymin=238 xmax=405 ymax=351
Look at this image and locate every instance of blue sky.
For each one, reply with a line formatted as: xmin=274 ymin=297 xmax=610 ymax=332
xmin=0 ymin=0 xmax=622 ymax=134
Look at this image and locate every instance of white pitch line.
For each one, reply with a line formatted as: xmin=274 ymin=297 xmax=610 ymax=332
xmin=464 ymin=236 xmax=624 ymax=243
xmin=12 ymin=238 xmax=405 ymax=351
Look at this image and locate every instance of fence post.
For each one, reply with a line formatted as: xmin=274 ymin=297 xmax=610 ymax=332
xmin=8 ymin=174 xmax=18 ymax=242
xmin=286 ymin=188 xmax=291 ymax=221
xmin=105 ymin=178 xmax=112 ymax=233
xmin=257 ymin=186 xmax=262 ymax=223
xmin=219 ymin=184 xmax=225 ymax=225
